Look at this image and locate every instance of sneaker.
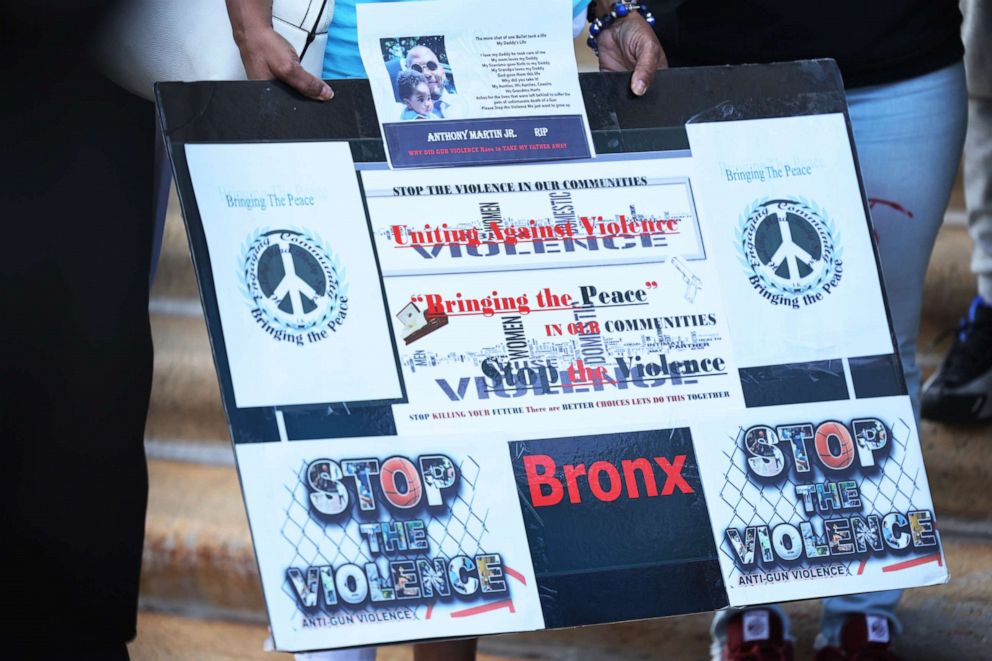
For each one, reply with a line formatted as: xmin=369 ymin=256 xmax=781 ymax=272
xmin=921 ymin=295 xmax=992 ymax=422
xmin=718 ymin=609 xmax=794 ymax=661
xmin=815 ymin=614 xmax=899 ymax=661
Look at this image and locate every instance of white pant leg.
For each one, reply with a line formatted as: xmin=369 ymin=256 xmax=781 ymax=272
xmin=962 ymin=0 xmax=992 ymax=298
xmin=965 ymin=97 xmax=992 ymax=300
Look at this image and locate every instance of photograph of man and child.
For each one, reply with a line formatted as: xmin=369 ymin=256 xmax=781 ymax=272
xmin=380 ymin=36 xmax=460 ymax=120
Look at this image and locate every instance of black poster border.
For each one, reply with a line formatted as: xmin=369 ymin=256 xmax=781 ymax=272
xmin=155 ymin=60 xmax=908 ymax=649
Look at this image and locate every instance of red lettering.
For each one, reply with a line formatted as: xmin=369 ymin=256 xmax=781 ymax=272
xmin=654 ymin=455 xmax=694 ymax=495
xmin=523 ymin=453 xmax=694 ymax=506
xmin=588 ymin=461 xmax=622 ymax=501
xmin=523 ymin=454 xmax=562 ymax=507
xmin=563 ymin=463 xmax=587 ymax=503
xmin=621 ymin=458 xmax=658 ymax=498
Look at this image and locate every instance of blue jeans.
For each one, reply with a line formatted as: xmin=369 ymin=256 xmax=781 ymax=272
xmin=713 ymin=61 xmax=967 ymax=651
xmin=850 ymin=61 xmax=968 ymax=416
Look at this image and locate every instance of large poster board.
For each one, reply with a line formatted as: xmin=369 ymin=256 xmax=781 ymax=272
xmin=157 ymin=62 xmax=946 ymax=653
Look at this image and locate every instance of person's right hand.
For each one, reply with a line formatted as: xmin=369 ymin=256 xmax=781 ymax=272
xmin=596 ymin=11 xmax=668 ymax=96
xmin=235 ymin=27 xmax=333 ymax=101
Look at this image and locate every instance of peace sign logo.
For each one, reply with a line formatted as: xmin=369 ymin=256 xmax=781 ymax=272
xmin=737 ymin=199 xmax=843 ymax=308
xmin=258 ymin=240 xmax=327 ymax=323
xmin=240 ymin=228 xmax=349 ymax=344
xmin=754 ymin=205 xmax=824 ymax=289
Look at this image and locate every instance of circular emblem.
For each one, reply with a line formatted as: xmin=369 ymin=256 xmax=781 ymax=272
xmin=240 ymin=228 xmax=348 ymax=343
xmin=736 ymin=198 xmax=843 ymax=306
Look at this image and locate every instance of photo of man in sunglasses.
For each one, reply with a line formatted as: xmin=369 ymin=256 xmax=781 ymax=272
xmin=380 ymin=36 xmax=462 ymax=120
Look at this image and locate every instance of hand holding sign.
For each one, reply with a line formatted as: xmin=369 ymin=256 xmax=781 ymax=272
xmin=590 ymin=0 xmax=668 ymax=96
xmin=226 ymin=0 xmax=334 ymax=101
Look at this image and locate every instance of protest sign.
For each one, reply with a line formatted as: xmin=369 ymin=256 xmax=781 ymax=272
xmin=157 ymin=60 xmax=946 ymax=652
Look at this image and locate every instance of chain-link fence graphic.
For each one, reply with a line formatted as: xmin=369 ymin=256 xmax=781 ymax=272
xmin=717 ymin=416 xmax=919 ymax=579
xmin=277 ymin=454 xmax=488 ymax=626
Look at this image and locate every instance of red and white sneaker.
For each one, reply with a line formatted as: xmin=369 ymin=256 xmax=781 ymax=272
xmin=815 ymin=614 xmax=900 ymax=661
xmin=718 ymin=609 xmax=795 ymax=661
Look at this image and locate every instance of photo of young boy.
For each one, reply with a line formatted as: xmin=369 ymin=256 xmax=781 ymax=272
xmin=397 ymin=69 xmax=434 ymax=120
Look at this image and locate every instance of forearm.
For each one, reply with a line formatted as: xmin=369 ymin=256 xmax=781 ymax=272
xmin=224 ymin=0 xmax=332 ymax=99
xmin=225 ymin=0 xmax=274 ymax=47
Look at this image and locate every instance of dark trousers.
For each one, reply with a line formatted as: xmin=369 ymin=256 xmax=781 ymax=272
xmin=0 ymin=47 xmax=154 ymax=656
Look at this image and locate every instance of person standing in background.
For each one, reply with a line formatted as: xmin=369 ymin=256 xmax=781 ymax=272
xmin=922 ymin=0 xmax=992 ymax=424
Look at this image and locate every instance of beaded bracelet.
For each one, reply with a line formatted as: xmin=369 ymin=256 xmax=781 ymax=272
xmin=586 ymin=2 xmax=656 ymax=55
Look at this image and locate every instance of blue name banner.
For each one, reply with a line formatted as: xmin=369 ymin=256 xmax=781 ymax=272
xmin=381 ymin=115 xmax=591 ymax=168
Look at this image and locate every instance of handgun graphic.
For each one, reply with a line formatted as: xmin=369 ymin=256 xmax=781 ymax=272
xmin=396 ymin=301 xmax=448 ymax=345
xmin=671 ymin=256 xmax=702 ymax=303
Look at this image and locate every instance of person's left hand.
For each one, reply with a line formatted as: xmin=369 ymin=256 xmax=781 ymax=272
xmin=235 ymin=26 xmax=334 ymax=101
xmin=596 ymin=12 xmax=668 ymax=96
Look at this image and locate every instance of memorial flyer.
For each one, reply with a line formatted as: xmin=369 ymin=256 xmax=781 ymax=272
xmin=357 ymin=0 xmax=594 ymax=167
